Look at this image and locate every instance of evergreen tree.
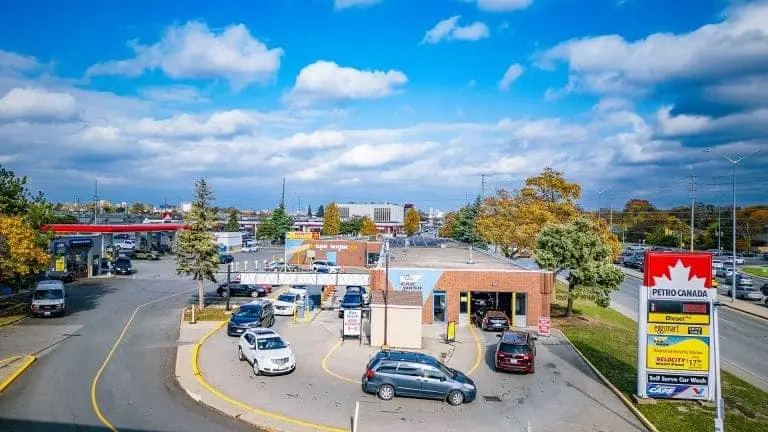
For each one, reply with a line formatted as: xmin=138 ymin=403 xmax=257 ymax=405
xmin=176 ymin=179 xmax=219 ymax=310
xmin=307 ymin=205 xmax=312 ymax=217
xmin=315 ymin=205 xmax=325 ymax=218
xmin=225 ymin=209 xmax=240 ymax=232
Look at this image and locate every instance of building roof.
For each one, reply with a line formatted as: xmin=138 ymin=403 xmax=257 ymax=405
xmin=386 ymin=244 xmax=540 ymax=271
xmin=370 ymin=290 xmax=423 ymax=307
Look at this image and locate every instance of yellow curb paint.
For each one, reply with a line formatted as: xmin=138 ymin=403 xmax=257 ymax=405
xmin=91 ymin=287 xmax=196 ymax=432
xmin=193 ymin=321 xmax=348 ymax=432
xmin=320 ymin=340 xmax=361 ymax=385
xmin=0 ymin=354 xmax=36 ymax=393
xmin=0 ymin=355 xmax=22 ymax=365
xmin=466 ymin=323 xmax=483 ymax=376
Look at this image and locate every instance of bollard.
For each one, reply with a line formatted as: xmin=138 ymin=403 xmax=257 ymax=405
xmin=244 ymin=260 xmax=248 ymax=271
xmin=191 ymin=306 xmax=196 ymax=323
xmin=235 ymin=262 xmax=239 ymax=271
xmin=352 ymin=401 xmax=360 ymax=432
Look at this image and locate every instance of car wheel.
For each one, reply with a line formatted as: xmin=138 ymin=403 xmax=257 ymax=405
xmin=530 ymin=361 xmax=535 ymax=374
xmin=237 ymin=347 xmax=245 ymax=361
xmin=252 ymin=360 xmax=260 ymax=376
xmin=377 ymin=384 xmax=395 ymax=401
xmin=447 ymin=390 xmax=464 ymax=406
xmin=250 ymin=291 xmax=259 ymax=298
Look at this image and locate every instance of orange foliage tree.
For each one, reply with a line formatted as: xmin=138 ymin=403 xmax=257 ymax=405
xmin=0 ymin=215 xmax=49 ymax=283
xmin=359 ymin=216 xmax=379 ymax=236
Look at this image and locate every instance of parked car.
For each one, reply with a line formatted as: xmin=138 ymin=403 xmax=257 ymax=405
xmin=44 ymin=270 xmax=75 ymax=283
xmin=115 ymin=239 xmax=136 ymax=250
xmin=217 ymin=282 xmax=268 ymax=298
xmin=736 ymin=274 xmax=754 ymax=287
xmin=288 ymin=285 xmax=307 ymax=297
xmin=735 ymin=254 xmax=745 ymax=265
xmin=266 ymin=261 xmax=298 ymax=272
xmin=730 ymin=286 xmax=764 ymax=301
xmin=494 ymin=331 xmax=537 ymax=374
xmin=479 ymin=310 xmax=511 ymax=332
xmin=345 ymin=286 xmax=370 ymax=304
xmin=219 ymin=254 xmax=235 ymax=264
xmin=133 ymin=250 xmax=159 ymax=260
xmin=313 ymin=260 xmax=342 ymax=274
xmin=761 ymin=283 xmax=768 ymax=297
xmin=237 ymin=328 xmax=296 ymax=375
xmin=114 ymin=258 xmax=133 ymax=275
xmin=712 ymin=260 xmax=724 ymax=269
xmin=226 ymin=300 xmax=275 ymax=336
xmin=338 ymin=291 xmax=364 ymax=318
xmin=241 ymin=245 xmax=259 ymax=253
xmin=30 ymin=280 xmax=67 ymax=317
xmin=273 ymin=293 xmax=302 ymax=316
xmin=763 ymin=253 xmax=768 ymax=261
xmin=361 ymin=350 xmax=477 ymax=405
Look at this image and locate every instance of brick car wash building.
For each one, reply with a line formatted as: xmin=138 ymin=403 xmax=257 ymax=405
xmin=369 ymin=244 xmax=553 ymax=326
xmin=285 ymin=236 xmax=383 ymax=268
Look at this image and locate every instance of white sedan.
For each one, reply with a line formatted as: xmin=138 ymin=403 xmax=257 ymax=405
xmin=241 ymin=245 xmax=260 ymax=253
xmin=237 ymin=328 xmax=296 ymax=375
xmin=273 ymin=293 xmax=302 ymax=316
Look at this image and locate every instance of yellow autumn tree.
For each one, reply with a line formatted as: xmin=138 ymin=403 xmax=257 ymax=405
xmin=322 ymin=201 xmax=340 ymax=235
xmin=592 ymin=216 xmax=622 ymax=261
xmin=475 ymin=190 xmax=524 ymax=256
xmin=404 ymin=207 xmax=420 ymax=236
xmin=438 ymin=212 xmax=457 ymax=238
xmin=359 ymin=216 xmax=379 ymax=236
xmin=0 ymin=215 xmax=50 ymax=283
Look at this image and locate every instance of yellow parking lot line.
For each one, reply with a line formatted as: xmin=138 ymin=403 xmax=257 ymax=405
xmin=466 ymin=323 xmax=483 ymax=376
xmin=320 ymin=340 xmax=361 ymax=384
xmin=0 ymin=354 xmax=36 ymax=393
xmin=193 ymin=322 xmax=348 ymax=432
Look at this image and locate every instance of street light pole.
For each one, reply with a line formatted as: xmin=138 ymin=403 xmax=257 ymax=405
xmin=705 ymin=146 xmax=767 ymax=304
xmin=596 ymin=187 xmax=611 ymax=220
xmin=383 ymin=239 xmax=390 ymax=348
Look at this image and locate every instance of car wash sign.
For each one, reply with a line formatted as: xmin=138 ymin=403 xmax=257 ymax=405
xmin=637 ymin=252 xmax=715 ymax=401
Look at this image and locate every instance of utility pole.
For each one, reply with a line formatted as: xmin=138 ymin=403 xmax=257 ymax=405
xmin=92 ymin=179 xmax=99 ymax=224
xmin=596 ymin=187 xmax=610 ymax=220
xmin=690 ymin=175 xmax=696 ymax=251
xmin=383 ymin=239 xmax=390 ymax=348
xmin=609 ymin=199 xmax=614 ymax=232
xmin=481 ymin=174 xmax=486 ymax=198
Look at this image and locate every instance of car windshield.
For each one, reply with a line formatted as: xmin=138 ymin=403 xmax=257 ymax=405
xmin=278 ymin=294 xmax=296 ymax=303
xmin=234 ymin=307 xmax=261 ymax=318
xmin=436 ymin=361 xmax=456 ymax=378
xmin=499 ymin=343 xmax=530 ymax=355
xmin=116 ymin=259 xmax=130 ymax=266
xmin=34 ymin=289 xmax=63 ymax=300
xmin=257 ymin=336 xmax=287 ymax=350
xmin=342 ymin=294 xmax=361 ymax=303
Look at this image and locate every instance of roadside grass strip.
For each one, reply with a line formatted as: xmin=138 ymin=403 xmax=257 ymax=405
xmin=552 ymin=282 xmax=768 ymax=432
xmin=0 ymin=303 xmax=28 ymax=327
xmin=741 ymin=267 xmax=768 ymax=279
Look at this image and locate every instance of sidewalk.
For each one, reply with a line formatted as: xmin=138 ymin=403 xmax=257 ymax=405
xmin=617 ymin=266 xmax=768 ymax=320
xmin=0 ymin=354 xmax=36 ymax=392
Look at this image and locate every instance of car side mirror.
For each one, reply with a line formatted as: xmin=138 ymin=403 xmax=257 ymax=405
xmin=286 ymin=342 xmax=291 ymax=346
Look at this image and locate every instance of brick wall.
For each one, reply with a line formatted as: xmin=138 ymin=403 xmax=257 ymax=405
xmin=368 ymin=268 xmax=552 ymax=325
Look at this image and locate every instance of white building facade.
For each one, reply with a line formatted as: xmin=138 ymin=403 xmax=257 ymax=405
xmin=337 ymin=203 xmax=405 ymax=223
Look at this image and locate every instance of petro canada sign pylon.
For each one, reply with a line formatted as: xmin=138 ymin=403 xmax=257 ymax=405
xmin=637 ymin=252 xmax=717 ymax=402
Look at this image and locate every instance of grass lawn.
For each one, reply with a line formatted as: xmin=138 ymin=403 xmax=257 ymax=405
xmin=741 ymin=267 xmax=768 ymax=279
xmin=552 ymin=281 xmax=768 ymax=432
xmin=0 ymin=296 xmax=29 ymax=327
xmin=181 ymin=304 xmax=236 ymax=321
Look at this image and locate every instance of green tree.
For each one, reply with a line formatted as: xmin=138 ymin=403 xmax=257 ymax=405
xmin=315 ymin=205 xmax=325 ymax=218
xmin=176 ymin=179 xmax=219 ymax=310
xmin=265 ymin=203 xmax=294 ymax=244
xmin=360 ymin=216 xmax=379 ymax=236
xmin=535 ymin=217 xmax=624 ymax=317
xmin=256 ymin=219 xmax=276 ymax=243
xmin=307 ymin=205 xmax=312 ymax=217
xmin=340 ymin=216 xmax=364 ymax=235
xmin=0 ymin=165 xmax=29 ymax=216
xmin=323 ymin=202 xmax=340 ymax=235
xmin=129 ymin=202 xmax=147 ymax=214
xmin=225 ymin=209 xmax=240 ymax=232
xmin=453 ymin=196 xmax=486 ymax=247
xmin=404 ymin=207 xmax=420 ymax=236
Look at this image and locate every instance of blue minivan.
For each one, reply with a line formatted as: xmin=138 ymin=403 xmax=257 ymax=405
xmin=362 ymin=351 xmax=477 ymax=405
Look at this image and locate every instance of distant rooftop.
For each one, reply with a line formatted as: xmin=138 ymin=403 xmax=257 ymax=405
xmin=387 ymin=244 xmax=535 ymax=271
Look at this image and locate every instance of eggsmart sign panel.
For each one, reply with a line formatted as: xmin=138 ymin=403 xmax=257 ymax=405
xmin=636 ymin=252 xmax=716 ymax=401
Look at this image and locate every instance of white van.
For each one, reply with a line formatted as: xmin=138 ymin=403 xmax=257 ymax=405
xmin=31 ymin=280 xmax=67 ymax=317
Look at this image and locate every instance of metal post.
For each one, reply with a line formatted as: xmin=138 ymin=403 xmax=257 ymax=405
xmin=713 ymin=302 xmax=724 ymax=431
xmin=383 ymin=239 xmax=390 ymax=348
xmin=731 ymin=162 xmax=736 ymax=303
xmin=690 ymin=175 xmax=696 ymax=251
xmin=609 ymin=199 xmax=613 ymax=232
xmin=352 ymin=401 xmax=360 ymax=432
xmin=717 ymin=207 xmax=722 ymax=252
xmin=244 ymin=260 xmax=248 ymax=271
xmin=226 ymin=264 xmax=232 ymax=311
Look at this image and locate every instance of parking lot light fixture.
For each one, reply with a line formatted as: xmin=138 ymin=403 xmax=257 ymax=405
xmin=383 ymin=239 xmax=390 ymax=348
xmin=704 ymin=146 xmax=766 ymax=303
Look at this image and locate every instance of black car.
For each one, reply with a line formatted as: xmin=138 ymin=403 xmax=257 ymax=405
xmin=114 ymin=258 xmax=133 ymax=275
xmin=362 ymin=350 xmax=477 ymax=405
xmin=227 ymin=301 xmax=275 ymax=336
xmin=217 ymin=282 xmax=266 ymax=298
xmin=219 ymin=254 xmax=235 ymax=264
xmin=479 ymin=310 xmax=511 ymax=332
xmin=339 ymin=292 xmax=364 ymax=318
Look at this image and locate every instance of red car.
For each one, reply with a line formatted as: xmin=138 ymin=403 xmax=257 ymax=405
xmin=494 ymin=331 xmax=536 ymax=374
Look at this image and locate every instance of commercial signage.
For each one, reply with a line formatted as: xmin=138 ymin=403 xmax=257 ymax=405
xmin=68 ymin=237 xmax=93 ymax=247
xmin=286 ymin=232 xmax=319 ymax=240
xmin=637 ymin=252 xmax=715 ymax=401
xmin=55 ymin=257 xmax=66 ymax=272
xmin=537 ymin=316 xmax=551 ymax=337
xmin=399 ymin=274 xmax=423 ymax=292
xmin=343 ymin=309 xmax=362 ymax=337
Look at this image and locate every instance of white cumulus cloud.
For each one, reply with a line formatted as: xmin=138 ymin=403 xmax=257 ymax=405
xmin=0 ymin=87 xmax=80 ymax=123
xmin=499 ymin=64 xmax=524 ymax=91
xmin=422 ymin=16 xmax=490 ymax=44
xmin=284 ymin=61 xmax=407 ymax=107
xmin=333 ymin=0 xmax=382 ymax=10
xmin=85 ymin=21 xmax=284 ymax=90
xmin=465 ymin=0 xmax=534 ymax=12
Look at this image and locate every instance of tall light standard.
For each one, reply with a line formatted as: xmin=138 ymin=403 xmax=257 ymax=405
xmin=383 ymin=239 xmax=390 ymax=348
xmin=596 ymin=187 xmax=611 ymax=220
xmin=705 ymin=146 xmax=767 ymax=303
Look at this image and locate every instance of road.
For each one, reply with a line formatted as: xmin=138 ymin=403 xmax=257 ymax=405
xmin=0 ymin=249 xmax=281 ymax=432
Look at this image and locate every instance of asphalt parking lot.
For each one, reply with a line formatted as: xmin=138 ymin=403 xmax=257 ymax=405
xmin=195 ymin=308 xmax=647 ymax=432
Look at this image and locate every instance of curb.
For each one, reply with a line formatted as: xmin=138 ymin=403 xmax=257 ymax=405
xmin=0 ymin=313 xmax=29 ymax=329
xmin=191 ymin=321 xmax=347 ymax=432
xmin=558 ymin=331 xmax=659 ymax=432
xmin=0 ymin=354 xmax=36 ymax=393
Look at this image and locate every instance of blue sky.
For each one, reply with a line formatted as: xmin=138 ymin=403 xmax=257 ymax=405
xmin=0 ymin=0 xmax=766 ymax=212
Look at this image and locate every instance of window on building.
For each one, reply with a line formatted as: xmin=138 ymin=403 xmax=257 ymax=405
xmin=339 ymin=207 xmax=349 ymax=219
xmin=373 ymin=207 xmax=391 ymax=222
